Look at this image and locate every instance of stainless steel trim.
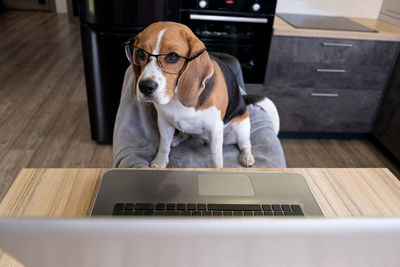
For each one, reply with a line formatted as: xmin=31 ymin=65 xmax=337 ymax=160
xmin=310 ymin=93 xmax=339 ymax=97
xmin=189 ymin=14 xmax=268 ymax=24
xmin=322 ymin=42 xmax=353 ymax=47
xmin=316 ymin=68 xmax=346 ymax=73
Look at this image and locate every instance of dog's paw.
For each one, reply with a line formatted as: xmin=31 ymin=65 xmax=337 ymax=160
xmin=150 ymin=157 xmax=168 ymax=168
xmin=239 ymin=152 xmax=255 ymax=167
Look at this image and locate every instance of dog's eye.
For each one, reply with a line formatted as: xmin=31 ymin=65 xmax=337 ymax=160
xmin=165 ymin=53 xmax=179 ymax=63
xmin=136 ymin=49 xmax=147 ymax=61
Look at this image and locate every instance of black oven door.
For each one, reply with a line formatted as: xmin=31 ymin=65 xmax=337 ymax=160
xmin=181 ymin=12 xmax=273 ymax=84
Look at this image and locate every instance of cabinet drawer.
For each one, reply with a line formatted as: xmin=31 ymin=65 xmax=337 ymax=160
xmin=265 ymin=63 xmax=391 ymax=91
xmin=265 ymin=87 xmax=382 ymax=132
xmin=268 ymin=36 xmax=399 ymax=66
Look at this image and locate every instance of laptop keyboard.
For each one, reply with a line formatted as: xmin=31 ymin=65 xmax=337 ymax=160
xmin=112 ymin=203 xmax=304 ymax=217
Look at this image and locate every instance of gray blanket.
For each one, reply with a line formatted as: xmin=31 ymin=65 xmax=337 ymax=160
xmin=113 ymin=67 xmax=286 ymax=168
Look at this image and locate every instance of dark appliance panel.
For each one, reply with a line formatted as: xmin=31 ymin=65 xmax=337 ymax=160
xmin=180 ymin=0 xmax=276 ymax=83
xmin=80 ymin=26 xmax=140 ymax=144
xmin=182 ymin=16 xmax=272 ymax=83
xmin=79 ymin=0 xmax=179 ymax=26
xmin=79 ymin=0 xmax=179 ymax=144
xmin=180 ymin=0 xmax=276 ymax=14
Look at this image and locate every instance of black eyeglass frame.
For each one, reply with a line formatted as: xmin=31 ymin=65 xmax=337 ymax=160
xmin=123 ymin=36 xmax=207 ymax=75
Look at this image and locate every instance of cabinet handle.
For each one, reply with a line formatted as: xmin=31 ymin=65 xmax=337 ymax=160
xmin=311 ymin=93 xmax=339 ymax=97
xmin=316 ymin=68 xmax=346 ymax=73
xmin=322 ymin=42 xmax=353 ymax=47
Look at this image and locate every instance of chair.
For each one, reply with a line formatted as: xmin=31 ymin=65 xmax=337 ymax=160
xmin=113 ymin=53 xmax=286 ymax=168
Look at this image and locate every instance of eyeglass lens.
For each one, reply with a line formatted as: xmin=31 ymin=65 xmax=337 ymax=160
xmin=125 ymin=46 xmax=185 ymax=74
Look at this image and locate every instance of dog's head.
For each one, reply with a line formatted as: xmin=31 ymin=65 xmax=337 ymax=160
xmin=128 ymin=22 xmax=214 ymax=107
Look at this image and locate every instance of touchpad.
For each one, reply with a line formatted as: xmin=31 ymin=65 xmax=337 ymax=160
xmin=198 ymin=174 xmax=255 ymax=196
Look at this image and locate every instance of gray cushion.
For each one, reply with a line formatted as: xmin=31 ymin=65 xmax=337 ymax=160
xmin=113 ymin=65 xmax=286 ymax=168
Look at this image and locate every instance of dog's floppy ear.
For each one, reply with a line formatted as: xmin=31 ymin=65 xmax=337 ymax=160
xmin=176 ymin=35 xmax=214 ymax=107
xmin=131 ymin=37 xmax=142 ymax=98
xmin=131 ymin=64 xmax=141 ymax=98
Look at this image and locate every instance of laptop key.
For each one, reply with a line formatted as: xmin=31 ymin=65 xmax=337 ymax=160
xmin=113 ymin=203 xmax=124 ymax=216
xmin=203 ymin=211 xmax=212 ymax=216
xmin=254 ymin=211 xmax=264 ymax=216
xmin=134 ymin=210 xmax=144 ymax=216
xmin=123 ymin=210 xmax=134 ymax=216
xmin=187 ymin=204 xmax=196 ymax=210
xmin=165 ymin=211 xmax=180 ymax=216
xmin=155 ymin=211 xmax=166 ymax=216
xmin=213 ymin=211 xmax=223 ymax=216
xmin=274 ymin=211 xmax=284 ymax=216
xmin=281 ymin=205 xmax=291 ymax=212
xmin=177 ymin=203 xmax=186 ymax=210
xmin=197 ymin=204 xmax=207 ymax=211
xmin=244 ymin=211 xmax=253 ymax=216
xmin=155 ymin=203 xmax=166 ymax=210
xmin=291 ymin=205 xmax=303 ymax=213
xmin=262 ymin=204 xmax=272 ymax=212
xmin=284 ymin=211 xmax=303 ymax=216
xmin=208 ymin=204 xmax=262 ymax=211
xmin=284 ymin=211 xmax=295 ymax=216
xmin=192 ymin=211 xmax=202 ymax=216
xmin=166 ymin=203 xmax=176 ymax=210
xmin=135 ymin=203 xmax=154 ymax=210
xmin=143 ymin=210 xmax=154 ymax=216
xmin=181 ymin=211 xmax=191 ymax=216
xmin=223 ymin=211 xmax=233 ymax=217
xmin=124 ymin=203 xmax=134 ymax=210
xmin=272 ymin=205 xmax=282 ymax=211
xmin=264 ymin=211 xmax=274 ymax=216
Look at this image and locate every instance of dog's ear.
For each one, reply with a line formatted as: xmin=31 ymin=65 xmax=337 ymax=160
xmin=131 ymin=64 xmax=141 ymax=98
xmin=131 ymin=37 xmax=142 ymax=98
xmin=176 ymin=35 xmax=214 ymax=107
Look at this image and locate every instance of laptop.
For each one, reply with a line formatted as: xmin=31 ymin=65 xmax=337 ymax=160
xmin=1 ymin=217 xmax=399 ymax=267
xmin=91 ymin=169 xmax=324 ymax=217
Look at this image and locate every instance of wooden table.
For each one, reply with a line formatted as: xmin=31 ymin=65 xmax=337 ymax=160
xmin=1 ymin=168 xmax=400 ymax=217
xmin=1 ymin=168 xmax=400 ymax=266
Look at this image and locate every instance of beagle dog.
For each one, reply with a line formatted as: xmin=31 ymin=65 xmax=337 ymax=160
xmin=126 ymin=21 xmax=274 ymax=168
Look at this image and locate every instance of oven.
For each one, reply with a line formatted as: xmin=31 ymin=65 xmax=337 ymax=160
xmin=179 ymin=0 xmax=277 ymax=84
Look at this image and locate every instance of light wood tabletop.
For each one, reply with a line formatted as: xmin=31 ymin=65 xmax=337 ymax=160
xmin=1 ymin=168 xmax=400 ymax=217
xmin=0 ymin=168 xmax=400 ymax=266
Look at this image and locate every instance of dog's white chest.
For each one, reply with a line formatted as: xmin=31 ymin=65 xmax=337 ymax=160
xmin=154 ymin=96 xmax=221 ymax=134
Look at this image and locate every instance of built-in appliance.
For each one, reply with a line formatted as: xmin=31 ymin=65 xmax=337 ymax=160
xmin=278 ymin=13 xmax=377 ymax=32
xmin=180 ymin=0 xmax=277 ymax=84
xmin=79 ymin=1 xmax=179 ymax=143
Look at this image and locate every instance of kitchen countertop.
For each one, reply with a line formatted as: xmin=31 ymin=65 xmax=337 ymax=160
xmin=273 ymin=16 xmax=400 ymax=41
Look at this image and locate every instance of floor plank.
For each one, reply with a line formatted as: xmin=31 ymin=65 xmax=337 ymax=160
xmin=0 ymin=10 xmax=398 ymax=203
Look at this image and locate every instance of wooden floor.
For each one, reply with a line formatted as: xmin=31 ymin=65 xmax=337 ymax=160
xmin=0 ymin=11 xmax=399 ymax=202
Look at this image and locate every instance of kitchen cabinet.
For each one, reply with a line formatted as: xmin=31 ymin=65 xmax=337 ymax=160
xmin=373 ymin=52 xmax=400 ymax=161
xmin=264 ymin=35 xmax=400 ymax=133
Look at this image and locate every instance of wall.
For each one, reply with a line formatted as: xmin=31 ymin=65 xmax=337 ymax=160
xmin=379 ymin=0 xmax=400 ymax=26
xmin=276 ymin=0 xmax=383 ymax=19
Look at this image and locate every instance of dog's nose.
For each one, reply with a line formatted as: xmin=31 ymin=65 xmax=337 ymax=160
xmin=139 ymin=80 xmax=158 ymax=96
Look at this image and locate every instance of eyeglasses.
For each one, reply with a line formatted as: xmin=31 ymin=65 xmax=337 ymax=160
xmin=123 ymin=37 xmax=206 ymax=75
